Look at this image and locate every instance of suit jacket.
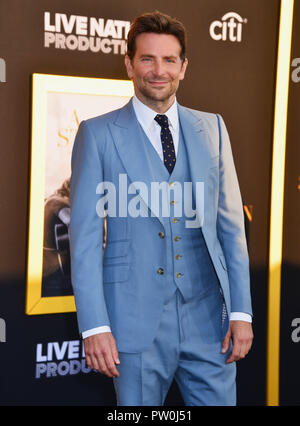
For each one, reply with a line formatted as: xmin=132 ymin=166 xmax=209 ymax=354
xmin=69 ymin=99 xmax=252 ymax=353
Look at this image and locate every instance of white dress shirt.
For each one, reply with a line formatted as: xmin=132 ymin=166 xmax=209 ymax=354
xmin=82 ymin=96 xmax=251 ymax=339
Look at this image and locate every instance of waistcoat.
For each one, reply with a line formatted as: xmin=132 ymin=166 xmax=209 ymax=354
xmin=140 ymin=122 xmax=220 ymax=303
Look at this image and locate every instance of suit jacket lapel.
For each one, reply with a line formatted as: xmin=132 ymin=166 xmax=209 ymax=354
xmin=178 ymin=104 xmax=212 ymax=177
xmin=178 ymin=104 xmax=215 ymax=228
xmin=108 ymin=99 xmax=167 ymax=227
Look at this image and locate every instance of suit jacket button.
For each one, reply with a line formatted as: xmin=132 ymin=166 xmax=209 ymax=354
xmin=157 ymin=268 xmax=164 ymax=275
xmin=158 ymin=232 xmax=165 ymax=239
xmin=174 ymin=236 xmax=180 ymax=242
xmin=176 ymin=272 xmax=182 ymax=278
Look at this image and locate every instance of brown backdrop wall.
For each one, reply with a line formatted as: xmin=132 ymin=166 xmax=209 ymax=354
xmin=0 ymin=0 xmax=295 ymax=406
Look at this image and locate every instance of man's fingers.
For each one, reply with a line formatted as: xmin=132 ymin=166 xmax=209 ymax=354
xmin=92 ymin=353 xmax=103 ymax=373
xmin=92 ymin=350 xmax=116 ymax=377
xmin=109 ymin=338 xmax=120 ymax=365
xmin=85 ymin=355 xmax=94 ymax=370
xmin=226 ymin=337 xmax=252 ymax=364
xmin=240 ymin=340 xmax=251 ymax=359
xmin=239 ymin=339 xmax=252 ymax=360
xmin=226 ymin=345 xmax=241 ymax=364
xmin=102 ymin=348 xmax=120 ymax=377
xmin=88 ymin=353 xmax=103 ymax=373
xmin=84 ymin=332 xmax=120 ymax=377
xmin=224 ymin=321 xmax=254 ymax=363
xmin=221 ymin=331 xmax=231 ymax=354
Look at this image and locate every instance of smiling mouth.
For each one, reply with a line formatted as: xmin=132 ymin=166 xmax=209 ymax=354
xmin=148 ymin=80 xmax=169 ymax=86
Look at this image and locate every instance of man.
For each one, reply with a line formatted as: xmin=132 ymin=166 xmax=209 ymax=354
xmin=69 ymin=11 xmax=253 ymax=406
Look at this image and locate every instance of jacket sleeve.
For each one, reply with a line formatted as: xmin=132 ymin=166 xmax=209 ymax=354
xmin=69 ymin=120 xmax=110 ymax=335
xmin=216 ymin=114 xmax=252 ymax=316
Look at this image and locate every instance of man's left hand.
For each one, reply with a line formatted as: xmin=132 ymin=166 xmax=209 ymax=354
xmin=221 ymin=321 xmax=254 ymax=363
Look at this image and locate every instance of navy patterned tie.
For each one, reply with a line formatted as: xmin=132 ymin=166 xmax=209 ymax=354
xmin=154 ymin=114 xmax=176 ymax=174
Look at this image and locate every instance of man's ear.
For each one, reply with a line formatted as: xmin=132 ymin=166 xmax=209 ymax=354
xmin=124 ymin=55 xmax=134 ymax=79
xmin=179 ymin=58 xmax=188 ymax=81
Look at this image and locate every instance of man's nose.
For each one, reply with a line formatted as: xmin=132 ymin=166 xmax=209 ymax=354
xmin=153 ymin=60 xmax=166 ymax=77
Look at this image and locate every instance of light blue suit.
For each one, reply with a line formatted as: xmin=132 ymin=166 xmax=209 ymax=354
xmin=69 ymin=99 xmax=252 ymax=405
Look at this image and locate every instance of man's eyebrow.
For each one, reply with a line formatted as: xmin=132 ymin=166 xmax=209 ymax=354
xmin=139 ymin=54 xmax=178 ymax=59
xmin=139 ymin=54 xmax=155 ymax=58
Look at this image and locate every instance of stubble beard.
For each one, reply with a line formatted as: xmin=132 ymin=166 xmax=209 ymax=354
xmin=136 ymin=79 xmax=178 ymax=111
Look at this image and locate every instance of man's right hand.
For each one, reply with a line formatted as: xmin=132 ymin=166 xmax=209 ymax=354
xmin=84 ymin=332 xmax=120 ymax=378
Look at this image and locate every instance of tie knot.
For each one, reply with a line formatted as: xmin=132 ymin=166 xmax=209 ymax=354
xmin=154 ymin=114 xmax=169 ymax=128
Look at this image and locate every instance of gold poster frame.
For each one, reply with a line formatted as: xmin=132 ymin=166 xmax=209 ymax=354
xmin=26 ymin=73 xmax=133 ymax=315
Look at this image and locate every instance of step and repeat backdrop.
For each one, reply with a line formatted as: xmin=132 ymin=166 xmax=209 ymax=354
xmin=280 ymin=0 xmax=300 ymax=406
xmin=0 ymin=0 xmax=298 ymax=406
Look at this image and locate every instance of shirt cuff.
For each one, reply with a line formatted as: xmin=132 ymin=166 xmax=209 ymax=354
xmin=230 ymin=312 xmax=252 ymax=323
xmin=81 ymin=314 xmax=252 ymax=338
xmin=82 ymin=326 xmax=111 ymax=339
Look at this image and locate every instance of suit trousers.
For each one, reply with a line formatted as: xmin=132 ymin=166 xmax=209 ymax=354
xmin=113 ymin=286 xmax=236 ymax=406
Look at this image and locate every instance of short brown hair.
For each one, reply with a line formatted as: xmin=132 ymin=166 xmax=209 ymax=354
xmin=127 ymin=11 xmax=187 ymax=62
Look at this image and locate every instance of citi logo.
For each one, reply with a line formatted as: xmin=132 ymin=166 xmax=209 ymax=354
xmin=209 ymin=12 xmax=247 ymax=42
xmin=0 ymin=58 xmax=6 ymax=82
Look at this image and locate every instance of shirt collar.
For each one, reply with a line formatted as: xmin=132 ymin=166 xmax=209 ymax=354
xmin=132 ymin=95 xmax=179 ymax=132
